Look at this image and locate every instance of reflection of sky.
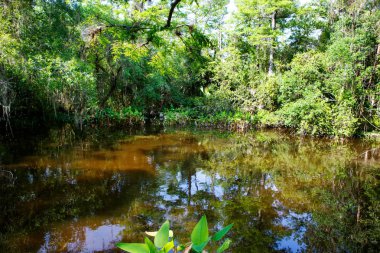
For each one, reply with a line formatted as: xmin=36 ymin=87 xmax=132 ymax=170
xmin=194 ymin=171 xmax=224 ymax=199
xmin=38 ymin=224 xmax=125 ymax=253
xmin=277 ymin=236 xmax=304 ymax=253
xmin=267 ymin=176 xmax=308 ymax=252
xmin=265 ymin=174 xmax=279 ymax=192
xmin=275 ymin=211 xmax=310 ymax=252
xmin=159 ymin=170 xmax=225 ymax=204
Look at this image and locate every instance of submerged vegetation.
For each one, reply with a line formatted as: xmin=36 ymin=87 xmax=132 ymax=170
xmin=0 ymin=0 xmax=379 ymax=137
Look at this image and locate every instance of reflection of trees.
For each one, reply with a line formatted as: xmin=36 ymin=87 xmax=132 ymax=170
xmin=298 ymin=163 xmax=380 ymax=252
xmin=134 ymin=135 xmax=293 ymax=252
xmin=0 ymin=130 xmax=207 ymax=252
xmin=0 ymin=129 xmax=379 ymax=252
xmin=0 ymin=167 xmax=154 ymax=252
xmin=221 ymin=173 xmax=290 ymax=253
xmin=196 ymin=131 xmax=380 ymax=252
xmin=110 ymin=130 xmax=380 ymax=252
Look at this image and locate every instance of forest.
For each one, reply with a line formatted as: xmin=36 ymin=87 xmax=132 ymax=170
xmin=1 ymin=1 xmax=380 ymax=252
xmin=0 ymin=0 xmax=379 ymax=137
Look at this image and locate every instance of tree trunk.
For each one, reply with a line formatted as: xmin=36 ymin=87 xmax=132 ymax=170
xmin=268 ymin=11 xmax=276 ymax=76
xmin=100 ymin=66 xmax=122 ymax=108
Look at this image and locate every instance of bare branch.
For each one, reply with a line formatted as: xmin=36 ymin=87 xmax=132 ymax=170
xmin=164 ymin=0 xmax=182 ymax=29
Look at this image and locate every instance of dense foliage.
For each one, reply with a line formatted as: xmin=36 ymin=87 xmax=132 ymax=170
xmin=0 ymin=0 xmax=379 ymax=136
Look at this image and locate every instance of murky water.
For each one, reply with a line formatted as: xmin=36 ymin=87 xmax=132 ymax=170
xmin=0 ymin=127 xmax=379 ymax=252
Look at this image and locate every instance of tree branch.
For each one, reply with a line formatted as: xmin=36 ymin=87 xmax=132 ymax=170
xmin=164 ymin=0 xmax=182 ymax=29
xmin=106 ymin=0 xmax=182 ymax=32
xmin=87 ymin=0 xmax=183 ymax=46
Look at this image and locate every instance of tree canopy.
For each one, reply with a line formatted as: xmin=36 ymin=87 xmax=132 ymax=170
xmin=0 ymin=0 xmax=379 ymax=136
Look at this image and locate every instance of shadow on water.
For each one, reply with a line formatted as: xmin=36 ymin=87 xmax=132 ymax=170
xmin=0 ymin=126 xmax=379 ymax=252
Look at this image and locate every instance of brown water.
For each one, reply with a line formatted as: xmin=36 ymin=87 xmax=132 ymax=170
xmin=0 ymin=127 xmax=379 ymax=252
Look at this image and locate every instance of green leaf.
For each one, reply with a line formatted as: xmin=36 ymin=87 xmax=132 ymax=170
xmin=191 ymin=238 xmax=210 ymax=253
xmin=154 ymin=220 xmax=170 ymax=248
xmin=161 ymin=240 xmax=174 ymax=253
xmin=191 ymin=215 xmax=209 ymax=245
xmin=116 ymin=243 xmax=150 ymax=253
xmin=144 ymin=237 xmax=156 ymax=253
xmin=217 ymin=239 xmax=231 ymax=253
xmin=212 ymin=224 xmax=233 ymax=241
xmin=145 ymin=230 xmax=174 ymax=238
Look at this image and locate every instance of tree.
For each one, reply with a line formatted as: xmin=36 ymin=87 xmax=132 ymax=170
xmin=234 ymin=0 xmax=295 ymax=75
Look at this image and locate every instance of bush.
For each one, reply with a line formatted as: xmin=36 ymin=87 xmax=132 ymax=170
xmin=276 ymin=92 xmax=333 ymax=136
xmin=86 ymin=106 xmax=144 ymax=126
xmin=331 ymin=103 xmax=358 ymax=137
xmin=163 ymin=108 xmax=192 ymax=126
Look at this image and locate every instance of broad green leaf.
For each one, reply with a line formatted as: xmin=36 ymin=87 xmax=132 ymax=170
xmin=144 ymin=237 xmax=156 ymax=253
xmin=161 ymin=240 xmax=174 ymax=253
xmin=145 ymin=230 xmax=174 ymax=237
xmin=154 ymin=220 xmax=170 ymax=248
xmin=212 ymin=224 xmax=233 ymax=241
xmin=191 ymin=215 xmax=209 ymax=245
xmin=217 ymin=239 xmax=231 ymax=253
xmin=191 ymin=238 xmax=210 ymax=253
xmin=116 ymin=243 xmax=150 ymax=253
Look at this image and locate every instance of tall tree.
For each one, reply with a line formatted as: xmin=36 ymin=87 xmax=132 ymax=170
xmin=234 ymin=0 xmax=295 ymax=75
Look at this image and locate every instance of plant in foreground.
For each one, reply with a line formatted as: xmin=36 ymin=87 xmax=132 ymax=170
xmin=116 ymin=215 xmax=233 ymax=253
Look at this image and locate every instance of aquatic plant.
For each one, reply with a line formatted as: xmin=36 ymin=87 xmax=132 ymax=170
xmin=116 ymin=215 xmax=233 ymax=253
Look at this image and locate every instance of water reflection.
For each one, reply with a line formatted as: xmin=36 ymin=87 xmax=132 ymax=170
xmin=5 ymin=134 xmax=204 ymax=172
xmin=38 ymin=223 xmax=125 ymax=253
xmin=0 ymin=129 xmax=379 ymax=252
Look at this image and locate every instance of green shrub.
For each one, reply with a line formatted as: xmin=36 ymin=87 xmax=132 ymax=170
xmin=163 ymin=108 xmax=192 ymax=125
xmin=331 ymin=103 xmax=358 ymax=137
xmin=255 ymin=110 xmax=281 ymax=127
xmin=277 ymin=92 xmax=333 ymax=136
xmin=86 ymin=106 xmax=144 ymax=126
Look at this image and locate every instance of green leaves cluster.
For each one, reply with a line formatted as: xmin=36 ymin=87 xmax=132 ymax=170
xmin=116 ymin=216 xmax=233 ymax=253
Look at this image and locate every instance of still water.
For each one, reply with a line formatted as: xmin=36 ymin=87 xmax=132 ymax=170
xmin=0 ymin=127 xmax=379 ymax=252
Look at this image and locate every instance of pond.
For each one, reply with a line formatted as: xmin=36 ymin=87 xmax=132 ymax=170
xmin=0 ymin=126 xmax=379 ymax=252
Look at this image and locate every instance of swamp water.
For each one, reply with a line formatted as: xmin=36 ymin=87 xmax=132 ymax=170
xmin=0 ymin=127 xmax=379 ymax=252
